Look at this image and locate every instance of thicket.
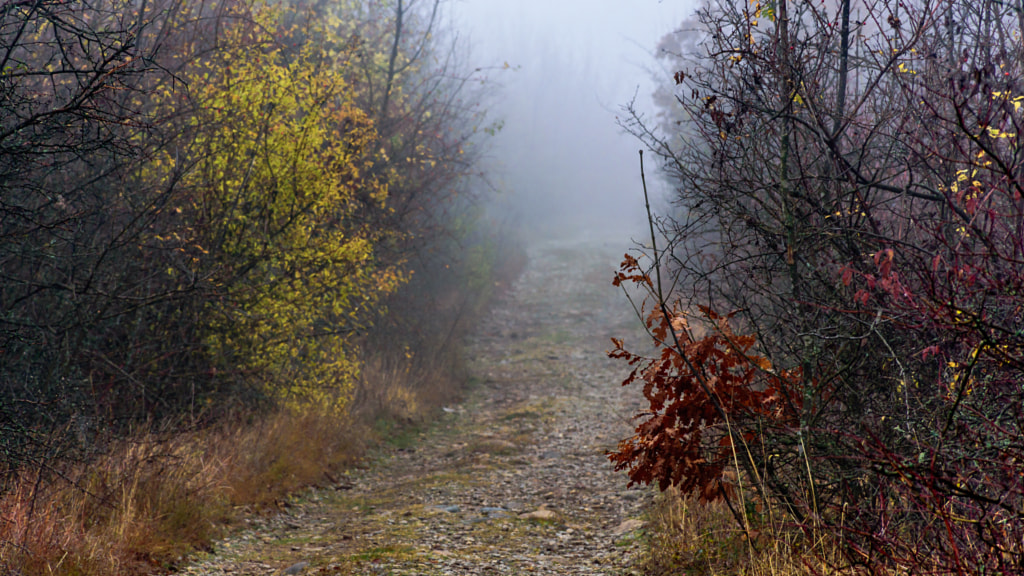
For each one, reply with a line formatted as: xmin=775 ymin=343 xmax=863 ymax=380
xmin=0 ymin=0 xmax=509 ymax=571
xmin=613 ymin=0 xmax=1024 ymax=572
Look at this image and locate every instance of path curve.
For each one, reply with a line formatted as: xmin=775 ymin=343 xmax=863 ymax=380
xmin=181 ymin=234 xmax=649 ymax=576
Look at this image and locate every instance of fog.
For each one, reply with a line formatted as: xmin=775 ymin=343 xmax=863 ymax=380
xmin=452 ymin=0 xmax=694 ymax=241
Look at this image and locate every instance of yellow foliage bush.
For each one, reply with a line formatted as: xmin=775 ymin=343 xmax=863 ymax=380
xmin=155 ymin=2 xmax=404 ymax=409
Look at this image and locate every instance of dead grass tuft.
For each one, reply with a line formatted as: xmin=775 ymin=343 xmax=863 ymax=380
xmin=224 ymin=408 xmax=362 ymax=508
xmin=639 ymin=486 xmax=837 ymax=576
xmin=0 ymin=428 xmax=232 ymax=575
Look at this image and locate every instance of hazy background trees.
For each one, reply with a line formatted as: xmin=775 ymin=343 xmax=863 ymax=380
xmin=451 ymin=0 xmax=692 ymax=237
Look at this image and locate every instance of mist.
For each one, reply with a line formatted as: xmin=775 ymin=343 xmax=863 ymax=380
xmin=452 ymin=0 xmax=694 ymax=242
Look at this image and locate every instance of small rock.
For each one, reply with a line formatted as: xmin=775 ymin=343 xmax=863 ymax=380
xmin=612 ymin=519 xmax=645 ymax=535
xmin=519 ymin=508 xmax=558 ymax=521
xmin=435 ymin=505 xmax=461 ymax=513
xmin=281 ymin=561 xmax=309 ymax=575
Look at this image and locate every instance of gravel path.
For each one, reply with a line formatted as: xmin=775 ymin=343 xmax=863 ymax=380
xmin=179 ymin=234 xmax=651 ymax=576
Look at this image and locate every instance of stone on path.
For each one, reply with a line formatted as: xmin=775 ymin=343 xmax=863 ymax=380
xmin=281 ymin=560 xmax=308 ymax=575
xmin=612 ymin=519 xmax=644 ymax=535
xmin=520 ymin=507 xmax=559 ymax=521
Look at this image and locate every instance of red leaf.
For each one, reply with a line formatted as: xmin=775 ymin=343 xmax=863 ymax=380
xmin=855 ymin=289 xmax=871 ymax=305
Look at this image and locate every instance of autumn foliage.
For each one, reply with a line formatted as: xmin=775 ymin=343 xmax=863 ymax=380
xmin=616 ymin=0 xmax=1024 ymax=572
xmin=610 ymin=256 xmax=803 ymax=502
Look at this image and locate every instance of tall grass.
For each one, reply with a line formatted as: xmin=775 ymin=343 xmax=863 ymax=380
xmin=638 ymin=485 xmax=840 ymax=576
xmin=0 ymin=426 xmax=231 ymax=575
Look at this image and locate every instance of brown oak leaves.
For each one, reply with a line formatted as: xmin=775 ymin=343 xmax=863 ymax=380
xmin=608 ymin=255 xmax=801 ymax=502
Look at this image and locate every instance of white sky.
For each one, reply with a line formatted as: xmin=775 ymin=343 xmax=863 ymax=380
xmin=450 ymin=0 xmax=696 ymax=238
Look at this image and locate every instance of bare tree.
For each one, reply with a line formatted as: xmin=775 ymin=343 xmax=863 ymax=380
xmin=0 ymin=0 xmax=197 ymax=472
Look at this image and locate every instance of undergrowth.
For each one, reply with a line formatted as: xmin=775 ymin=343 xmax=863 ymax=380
xmin=638 ymin=486 xmax=835 ymax=576
xmin=0 ymin=359 xmax=461 ymax=574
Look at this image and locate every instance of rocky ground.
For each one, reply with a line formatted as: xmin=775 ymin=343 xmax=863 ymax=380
xmin=179 ymin=232 xmax=654 ymax=576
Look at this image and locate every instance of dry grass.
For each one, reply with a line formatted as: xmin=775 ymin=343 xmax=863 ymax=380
xmin=638 ymin=486 xmax=838 ymax=576
xmin=351 ymin=344 xmax=463 ymax=428
xmin=0 ymin=428 xmax=231 ymax=575
xmin=0 ymin=345 xmax=465 ymax=576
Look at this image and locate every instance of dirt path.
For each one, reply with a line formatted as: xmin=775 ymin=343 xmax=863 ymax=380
xmin=180 ymin=234 xmax=650 ymax=576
